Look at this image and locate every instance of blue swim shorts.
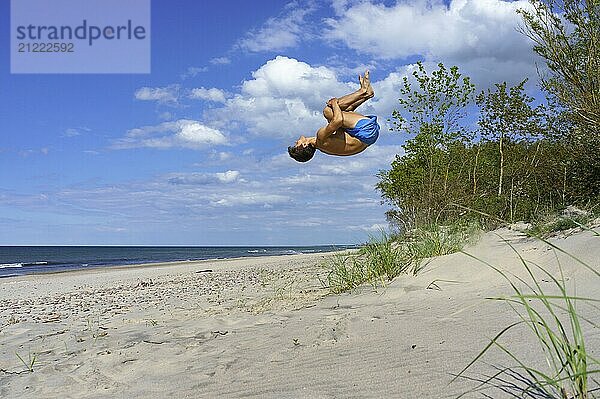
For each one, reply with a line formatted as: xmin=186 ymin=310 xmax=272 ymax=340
xmin=345 ymin=115 xmax=380 ymax=146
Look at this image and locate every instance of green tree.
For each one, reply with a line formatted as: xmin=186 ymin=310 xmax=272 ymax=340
xmin=518 ymin=0 xmax=599 ymax=132
xmin=378 ymin=63 xmax=475 ymax=229
xmin=390 ymin=62 xmax=475 ymax=152
xmin=518 ymin=0 xmax=600 ymax=199
xmin=476 ymin=80 xmax=546 ymax=198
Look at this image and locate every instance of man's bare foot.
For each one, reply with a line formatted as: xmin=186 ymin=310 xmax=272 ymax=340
xmin=363 ymin=70 xmax=374 ymax=98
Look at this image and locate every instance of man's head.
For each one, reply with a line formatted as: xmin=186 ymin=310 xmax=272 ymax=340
xmin=288 ymin=135 xmax=316 ymax=163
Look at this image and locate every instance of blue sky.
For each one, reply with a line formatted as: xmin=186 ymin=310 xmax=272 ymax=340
xmin=0 ymin=0 xmax=542 ymax=245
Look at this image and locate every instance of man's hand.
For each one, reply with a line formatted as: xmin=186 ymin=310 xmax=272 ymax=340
xmin=316 ymin=97 xmax=344 ymax=145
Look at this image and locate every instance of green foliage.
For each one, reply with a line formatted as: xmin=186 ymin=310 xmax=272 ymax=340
xmin=379 ymin=60 xmax=598 ymax=231
xmin=359 ymin=231 xmax=409 ymax=281
xmin=527 ymin=206 xmax=597 ymax=237
xmin=535 ymin=216 xmax=586 ymax=234
xmin=404 ymin=222 xmax=481 ymax=275
xmin=390 ymin=62 xmax=475 ymax=148
xmin=518 ymin=0 xmax=600 ymax=133
xmin=325 ymin=232 xmax=409 ymax=294
xmin=325 ymin=252 xmax=369 ymax=294
xmin=518 ymin=0 xmax=600 ymax=200
xmin=379 ymin=62 xmax=475 ymax=230
xmin=476 ymin=80 xmax=546 ymax=198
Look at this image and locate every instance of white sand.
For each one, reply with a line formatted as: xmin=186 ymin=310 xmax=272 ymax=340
xmin=1 ymin=227 xmax=599 ymax=398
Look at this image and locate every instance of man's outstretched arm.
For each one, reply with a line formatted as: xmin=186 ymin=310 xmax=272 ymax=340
xmin=317 ymin=98 xmax=343 ymax=142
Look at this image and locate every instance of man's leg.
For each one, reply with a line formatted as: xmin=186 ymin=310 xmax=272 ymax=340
xmin=323 ymin=92 xmax=369 ymax=121
xmin=323 ymin=71 xmax=374 ymax=120
xmin=337 ymin=90 xmax=369 ymax=112
xmin=339 ymin=71 xmax=374 ymax=111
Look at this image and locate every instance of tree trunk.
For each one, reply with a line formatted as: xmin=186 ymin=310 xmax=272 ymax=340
xmin=498 ymin=134 xmax=504 ymax=196
xmin=562 ymin=164 xmax=567 ymax=203
xmin=473 ymin=143 xmax=481 ymax=195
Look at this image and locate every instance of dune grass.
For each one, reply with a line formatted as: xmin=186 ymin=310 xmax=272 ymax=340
xmin=403 ymin=222 xmax=481 ymax=274
xmin=526 ymin=206 xmax=598 ymax=238
xmin=324 ymin=221 xmax=480 ymax=293
xmin=15 ymin=350 xmax=37 ymax=373
xmin=454 ymin=224 xmax=600 ymax=398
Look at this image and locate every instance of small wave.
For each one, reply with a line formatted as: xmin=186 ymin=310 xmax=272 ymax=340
xmin=0 ymin=273 xmax=22 ymax=278
xmin=247 ymin=249 xmax=267 ymax=253
xmin=0 ymin=263 xmax=24 ymax=269
xmin=0 ymin=261 xmax=51 ymax=269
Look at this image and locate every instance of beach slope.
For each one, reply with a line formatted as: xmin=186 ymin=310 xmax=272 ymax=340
xmin=1 ymin=226 xmax=599 ymax=398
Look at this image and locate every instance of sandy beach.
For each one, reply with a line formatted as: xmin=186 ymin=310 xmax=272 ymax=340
xmin=1 ymin=226 xmax=599 ymax=398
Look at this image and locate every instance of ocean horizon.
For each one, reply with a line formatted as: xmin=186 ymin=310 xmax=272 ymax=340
xmin=0 ymin=245 xmax=358 ymax=278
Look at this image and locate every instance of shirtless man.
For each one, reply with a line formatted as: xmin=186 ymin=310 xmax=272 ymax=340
xmin=288 ymin=70 xmax=379 ymax=163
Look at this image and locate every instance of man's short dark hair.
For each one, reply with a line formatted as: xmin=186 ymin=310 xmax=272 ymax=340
xmin=288 ymin=143 xmax=316 ymax=162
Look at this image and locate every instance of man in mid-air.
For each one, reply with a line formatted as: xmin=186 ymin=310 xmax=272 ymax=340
xmin=288 ymin=70 xmax=379 ymax=163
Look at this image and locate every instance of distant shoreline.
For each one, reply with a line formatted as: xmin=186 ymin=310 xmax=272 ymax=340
xmin=0 ymin=245 xmax=359 ymax=278
xmin=0 ymin=248 xmax=357 ymax=279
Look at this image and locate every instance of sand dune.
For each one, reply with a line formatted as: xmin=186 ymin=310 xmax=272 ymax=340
xmin=1 ymin=226 xmax=599 ymax=398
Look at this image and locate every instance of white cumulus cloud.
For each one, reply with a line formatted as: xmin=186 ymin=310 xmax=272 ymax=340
xmin=167 ymin=170 xmax=241 ymax=185
xmin=211 ymin=56 xmax=354 ymax=139
xmin=236 ymin=3 xmax=316 ymax=52
xmin=114 ymin=119 xmax=228 ymax=150
xmin=181 ymin=66 xmax=208 ymax=79
xmin=210 ymin=57 xmax=231 ymax=65
xmin=134 ymin=85 xmax=180 ymax=103
xmin=215 ymin=170 xmax=241 ymax=183
xmin=326 ymin=0 xmax=532 ymax=61
xmin=210 ymin=193 xmax=290 ymax=207
xmin=189 ymin=87 xmax=227 ymax=103
xmin=325 ymin=0 xmax=539 ymax=86
xmin=205 ymin=56 xmax=422 ymax=142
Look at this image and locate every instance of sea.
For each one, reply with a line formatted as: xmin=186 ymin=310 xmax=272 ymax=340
xmin=0 ymin=245 xmax=358 ymax=278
